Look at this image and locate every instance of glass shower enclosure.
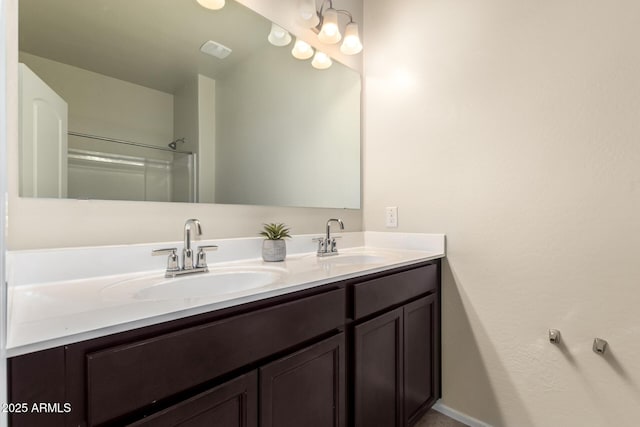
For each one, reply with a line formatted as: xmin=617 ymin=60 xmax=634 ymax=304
xmin=67 ymin=132 xmax=196 ymax=203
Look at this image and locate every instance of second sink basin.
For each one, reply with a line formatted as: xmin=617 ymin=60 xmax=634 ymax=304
xmin=102 ymin=266 xmax=286 ymax=301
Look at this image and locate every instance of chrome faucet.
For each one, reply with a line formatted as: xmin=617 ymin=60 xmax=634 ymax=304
xmin=183 ymin=218 xmax=202 ymax=270
xmin=152 ymin=219 xmax=218 ymax=277
xmin=315 ymin=218 xmax=344 ymax=257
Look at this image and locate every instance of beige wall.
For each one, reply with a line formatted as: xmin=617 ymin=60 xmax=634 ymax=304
xmin=173 ymin=74 xmax=199 ymax=203
xmin=364 ymin=0 xmax=640 ymax=426
xmin=197 ymin=75 xmax=216 ymax=203
xmin=5 ymin=0 xmax=362 ymax=250
xmin=215 ymin=43 xmax=361 ymax=209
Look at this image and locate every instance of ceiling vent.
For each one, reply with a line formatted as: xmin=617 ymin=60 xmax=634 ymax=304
xmin=200 ymin=40 xmax=232 ymax=59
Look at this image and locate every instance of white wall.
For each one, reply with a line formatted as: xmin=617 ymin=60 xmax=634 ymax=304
xmin=173 ymin=75 xmax=200 ymax=203
xmin=215 ymin=44 xmax=361 ymax=209
xmin=364 ymin=0 xmax=640 ymax=426
xmin=173 ymin=74 xmax=216 ymax=204
xmin=19 ymin=52 xmax=174 ymax=150
xmin=6 ymin=0 xmax=362 ymax=250
xmin=20 ymin=53 xmax=177 ymax=202
xmin=198 ymin=75 xmax=216 ymax=203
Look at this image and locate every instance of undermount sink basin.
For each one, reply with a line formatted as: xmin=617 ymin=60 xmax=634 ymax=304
xmin=102 ymin=267 xmax=286 ymax=301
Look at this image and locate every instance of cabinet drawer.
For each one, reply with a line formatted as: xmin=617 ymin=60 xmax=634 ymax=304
xmin=353 ymin=264 xmax=437 ymax=319
xmin=86 ymin=288 xmax=345 ymax=426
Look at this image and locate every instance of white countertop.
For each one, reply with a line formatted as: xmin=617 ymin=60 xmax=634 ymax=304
xmin=6 ymin=232 xmax=445 ymax=357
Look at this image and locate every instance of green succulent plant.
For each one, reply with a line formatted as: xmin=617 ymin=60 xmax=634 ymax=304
xmin=259 ymin=223 xmax=292 ymax=240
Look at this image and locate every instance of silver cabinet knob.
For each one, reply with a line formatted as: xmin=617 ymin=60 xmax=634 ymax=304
xmin=549 ymin=329 xmax=561 ymax=344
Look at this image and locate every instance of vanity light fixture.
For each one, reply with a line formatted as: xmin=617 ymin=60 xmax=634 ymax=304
xmin=196 ymin=0 xmax=225 ymax=11
xmin=291 ymin=38 xmax=314 ymax=60
xmin=311 ymin=51 xmax=332 ymax=70
xmin=267 ymin=23 xmax=292 ymax=47
xmin=318 ymin=7 xmax=341 ymax=44
xmin=298 ymin=0 xmax=320 ymax=27
xmin=299 ymin=0 xmax=363 ymax=55
xmin=340 ymin=21 xmax=363 ymax=55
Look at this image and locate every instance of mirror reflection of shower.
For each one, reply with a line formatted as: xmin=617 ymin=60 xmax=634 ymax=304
xmin=59 ymin=131 xmax=196 ymax=203
xmin=168 ymin=138 xmax=186 ymax=150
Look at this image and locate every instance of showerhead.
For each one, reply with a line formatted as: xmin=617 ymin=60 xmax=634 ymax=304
xmin=168 ymin=138 xmax=185 ymax=150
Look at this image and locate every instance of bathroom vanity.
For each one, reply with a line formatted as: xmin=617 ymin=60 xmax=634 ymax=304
xmin=6 ymin=234 xmax=443 ymax=427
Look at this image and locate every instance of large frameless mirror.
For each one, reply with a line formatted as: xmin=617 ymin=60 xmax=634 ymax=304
xmin=18 ymin=0 xmax=361 ymax=208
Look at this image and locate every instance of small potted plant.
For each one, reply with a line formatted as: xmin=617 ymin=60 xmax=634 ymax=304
xmin=260 ymin=223 xmax=291 ymax=262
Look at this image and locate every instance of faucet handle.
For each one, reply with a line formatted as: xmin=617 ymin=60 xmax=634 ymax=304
xmin=312 ymin=237 xmax=326 ymax=252
xmin=152 ymin=248 xmax=179 ymax=272
xmin=196 ymin=245 xmax=218 ymax=269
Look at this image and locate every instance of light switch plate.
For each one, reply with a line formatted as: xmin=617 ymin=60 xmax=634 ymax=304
xmin=385 ymin=206 xmax=398 ymax=228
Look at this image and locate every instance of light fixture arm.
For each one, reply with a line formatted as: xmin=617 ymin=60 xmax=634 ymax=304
xmin=318 ymin=0 xmax=332 ymax=16
xmin=315 ymin=1 xmax=356 ymax=31
xmin=335 ymin=9 xmax=354 ymax=23
xmin=305 ymin=0 xmax=363 ymax=55
xmin=315 ymin=0 xmax=330 ymax=32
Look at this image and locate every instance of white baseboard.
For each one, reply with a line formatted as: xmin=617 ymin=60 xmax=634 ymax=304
xmin=432 ymin=401 xmax=494 ymax=427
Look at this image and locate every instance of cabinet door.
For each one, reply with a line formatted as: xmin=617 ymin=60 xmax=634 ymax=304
xmin=260 ymin=333 xmax=345 ymax=427
xmin=128 ymin=371 xmax=257 ymax=427
xmin=8 ymin=347 xmax=66 ymax=427
xmin=404 ymin=294 xmax=439 ymax=426
xmin=354 ymin=308 xmax=404 ymax=427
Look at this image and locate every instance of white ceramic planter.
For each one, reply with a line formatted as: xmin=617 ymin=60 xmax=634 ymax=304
xmin=262 ymin=239 xmax=286 ymax=262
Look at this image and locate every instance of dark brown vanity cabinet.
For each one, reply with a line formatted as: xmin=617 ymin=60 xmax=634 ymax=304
xmin=403 ymin=295 xmax=440 ymax=425
xmin=7 ymin=260 xmax=440 ymax=427
xmin=260 ymin=333 xmax=345 ymax=427
xmin=352 ymin=263 xmax=440 ymax=427
xmin=128 ymin=371 xmax=258 ymax=427
xmin=130 ymin=332 xmax=347 ymax=427
xmin=354 ymin=307 xmax=404 ymax=427
xmin=81 ymin=289 xmax=345 ymax=426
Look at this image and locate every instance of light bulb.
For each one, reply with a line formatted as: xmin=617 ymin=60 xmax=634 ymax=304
xmin=340 ymin=22 xmax=363 ymax=55
xmin=196 ymin=0 xmax=225 ymax=10
xmin=311 ymin=51 xmax=332 ymax=70
xmin=318 ymin=8 xmax=341 ymax=44
xmin=268 ymin=23 xmax=292 ymax=47
xmin=298 ymin=0 xmax=320 ymax=27
xmin=291 ymin=38 xmax=314 ymax=60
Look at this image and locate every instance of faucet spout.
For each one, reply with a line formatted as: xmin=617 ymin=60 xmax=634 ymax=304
xmin=183 ymin=219 xmax=202 ymax=269
xmin=326 ymin=218 xmax=344 ymax=241
xmin=184 ymin=218 xmax=202 ymax=250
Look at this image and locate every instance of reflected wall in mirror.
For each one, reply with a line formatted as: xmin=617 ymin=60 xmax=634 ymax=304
xmin=18 ymin=0 xmax=361 ymax=209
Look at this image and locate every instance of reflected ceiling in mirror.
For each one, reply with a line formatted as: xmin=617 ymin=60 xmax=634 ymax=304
xmin=18 ymin=0 xmax=361 ymax=209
